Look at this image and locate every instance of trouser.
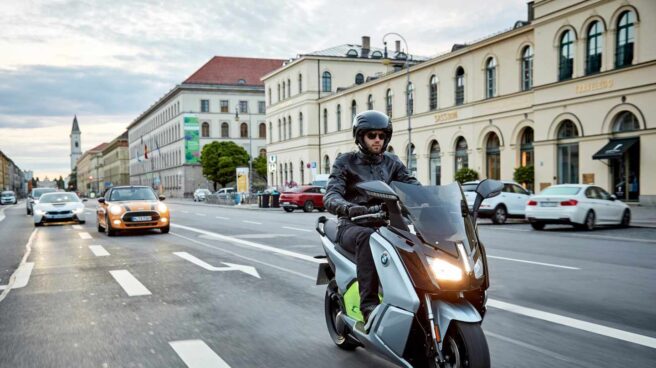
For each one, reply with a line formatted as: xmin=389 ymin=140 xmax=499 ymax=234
xmin=338 ymin=222 xmax=378 ymax=311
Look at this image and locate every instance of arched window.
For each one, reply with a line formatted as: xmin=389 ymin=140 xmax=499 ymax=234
xmin=268 ymin=122 xmax=272 ymax=142
xmin=485 ymin=133 xmax=501 ymax=180
xmin=407 ymin=143 xmax=417 ymax=176
xmin=323 ymin=155 xmax=330 ymax=174
xmin=259 ymin=123 xmax=266 ymax=138
xmin=406 ymin=82 xmax=414 ymax=115
xmin=277 ymin=83 xmax=281 ymax=101
xmin=323 ymin=109 xmax=328 ymax=133
xmin=559 ymin=30 xmax=574 ymax=81
xmin=259 ymin=148 xmax=266 ymax=158
xmin=351 ymin=100 xmax=357 ymax=122
xmin=520 ymin=127 xmax=534 ymax=167
xmin=429 ymin=141 xmax=441 ymax=185
xmin=289 ymin=162 xmax=294 ymax=184
xmin=355 ymin=73 xmax=364 ymax=85
xmin=367 ymin=94 xmax=373 ymax=110
xmin=287 ymin=79 xmax=291 ymax=97
xmin=298 ymin=73 xmax=302 ymax=93
xmin=429 ymin=75 xmax=438 ymax=110
xmin=284 ymin=163 xmax=288 ymax=184
xmin=240 ymin=123 xmax=248 ymax=138
xmin=455 ymin=67 xmax=465 ymax=105
xmin=486 ymin=58 xmax=497 ymax=98
xmin=386 ymin=89 xmax=393 ymax=117
xmin=201 ymin=122 xmax=210 ymax=137
xmin=336 ymin=105 xmax=342 ymax=131
xmin=282 ymin=81 xmax=286 ymax=99
xmin=616 ymin=11 xmax=635 ymax=68
xmin=557 ymin=120 xmax=579 ymax=184
xmin=613 ymin=111 xmax=640 ymax=132
xmin=455 ymin=137 xmax=468 ymax=172
xmin=277 ymin=119 xmax=281 ymax=141
xmin=288 ymin=116 xmax=292 ymax=138
xmin=299 ymin=112 xmax=304 ymax=136
xmin=221 ymin=122 xmax=229 ymax=138
xmin=322 ymin=71 xmax=332 ymax=92
xmin=521 ymin=46 xmax=533 ymax=91
xmin=282 ymin=117 xmax=287 ymax=140
xmin=586 ymin=21 xmax=603 ymax=74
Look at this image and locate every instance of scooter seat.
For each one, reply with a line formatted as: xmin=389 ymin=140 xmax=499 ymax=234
xmin=324 ymin=219 xmax=357 ymax=263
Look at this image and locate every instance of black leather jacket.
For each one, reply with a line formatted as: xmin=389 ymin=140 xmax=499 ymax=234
xmin=324 ymin=151 xmax=420 ymax=223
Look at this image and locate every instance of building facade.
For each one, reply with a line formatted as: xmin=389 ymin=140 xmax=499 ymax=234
xmin=0 ymin=151 xmax=26 ymax=195
xmin=76 ymin=143 xmax=108 ymax=197
xmin=265 ymin=0 xmax=656 ymax=205
xmin=102 ymin=131 xmax=129 ymax=189
xmin=128 ymin=56 xmax=284 ymax=197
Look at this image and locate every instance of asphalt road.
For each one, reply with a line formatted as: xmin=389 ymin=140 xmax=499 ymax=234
xmin=0 ymin=200 xmax=655 ymax=367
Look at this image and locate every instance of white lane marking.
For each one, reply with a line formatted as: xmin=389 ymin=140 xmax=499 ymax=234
xmin=283 ymin=226 xmax=312 ymax=233
xmin=89 ymin=245 xmax=110 ymax=257
xmin=78 ymin=232 xmax=92 ymax=240
xmin=242 ymin=220 xmax=261 ymax=225
xmin=0 ymin=229 xmax=37 ymax=301
xmin=174 ymin=252 xmax=260 ymax=278
xmin=485 ymin=226 xmax=656 ymax=244
xmin=182 ymin=211 xmax=190 ymax=214
xmin=72 ymin=225 xmax=83 ymax=230
xmin=488 ymin=299 xmax=656 ymax=349
xmin=196 ymin=213 xmax=206 ymax=217
xmin=230 ymin=234 xmax=295 ymax=239
xmin=109 ymin=270 xmax=151 ymax=296
xmin=172 ymin=224 xmax=322 ymax=264
xmin=215 ymin=216 xmax=229 ymax=220
xmin=171 ymin=233 xmax=314 ymax=281
xmin=170 ymin=340 xmax=231 ymax=368
xmin=0 ymin=263 xmax=34 ymax=290
xmin=488 ymin=255 xmax=580 ymax=270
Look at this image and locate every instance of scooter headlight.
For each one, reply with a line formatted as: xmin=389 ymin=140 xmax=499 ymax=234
xmin=427 ymin=257 xmax=463 ymax=282
xmin=109 ymin=205 xmax=122 ymax=215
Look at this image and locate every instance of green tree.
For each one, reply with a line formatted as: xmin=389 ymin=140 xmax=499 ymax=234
xmin=513 ymin=165 xmax=534 ymax=188
xmin=253 ymin=155 xmax=267 ymax=179
xmin=454 ymin=167 xmax=479 ymax=184
xmin=57 ymin=175 xmax=65 ymax=189
xmin=200 ymin=141 xmax=249 ymax=189
xmin=69 ymin=167 xmax=78 ymax=191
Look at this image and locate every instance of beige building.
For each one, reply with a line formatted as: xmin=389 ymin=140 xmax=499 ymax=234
xmin=102 ymin=132 xmax=129 ymax=189
xmin=76 ymin=142 xmax=108 ymax=197
xmin=265 ymin=0 xmax=656 ymax=205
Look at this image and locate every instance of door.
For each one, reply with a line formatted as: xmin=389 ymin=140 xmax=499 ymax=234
xmin=511 ymin=184 xmax=531 ymax=215
xmin=584 ymin=187 xmax=609 ymax=223
xmin=596 ymin=186 xmax=624 ymax=222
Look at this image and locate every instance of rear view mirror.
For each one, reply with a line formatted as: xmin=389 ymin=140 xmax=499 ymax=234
xmin=159 ymin=195 xmax=166 ymax=201
xmin=476 ymin=179 xmax=504 ymax=199
xmin=356 ymin=181 xmax=398 ymax=200
xmin=97 ymin=198 xmax=105 ymax=204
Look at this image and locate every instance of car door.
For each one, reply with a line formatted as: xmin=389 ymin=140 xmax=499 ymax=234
xmin=584 ymin=187 xmax=608 ymax=223
xmin=596 ymin=186 xmax=623 ymax=222
xmin=511 ymin=184 xmax=531 ymax=215
xmin=498 ymin=184 xmax=515 ymax=214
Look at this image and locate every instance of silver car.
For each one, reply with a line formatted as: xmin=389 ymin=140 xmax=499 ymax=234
xmin=1 ymin=191 xmax=17 ymax=205
xmin=26 ymin=188 xmax=57 ymax=215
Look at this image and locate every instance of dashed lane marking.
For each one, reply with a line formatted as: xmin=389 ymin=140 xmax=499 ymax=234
xmin=109 ymin=270 xmax=151 ymax=296
xmin=215 ymin=216 xmax=229 ymax=220
xmin=0 ymin=263 xmax=34 ymax=290
xmin=0 ymin=229 xmax=37 ymax=301
xmin=196 ymin=213 xmax=206 ymax=217
xmin=72 ymin=225 xmax=83 ymax=230
xmin=488 ymin=255 xmax=580 ymax=270
xmin=170 ymin=340 xmax=231 ymax=368
xmin=283 ymin=226 xmax=312 ymax=232
xmin=89 ymin=245 xmax=110 ymax=257
xmin=242 ymin=220 xmax=261 ymax=225
xmin=78 ymin=232 xmax=92 ymax=239
xmin=484 ymin=226 xmax=656 ymax=244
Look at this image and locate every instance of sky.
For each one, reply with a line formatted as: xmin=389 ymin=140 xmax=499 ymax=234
xmin=0 ymin=0 xmax=528 ymax=180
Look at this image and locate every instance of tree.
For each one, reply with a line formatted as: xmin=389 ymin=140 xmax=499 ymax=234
xmin=253 ymin=155 xmax=267 ymax=180
xmin=57 ymin=176 xmax=65 ymax=189
xmin=454 ymin=167 xmax=479 ymax=184
xmin=199 ymin=141 xmax=249 ymax=189
xmin=513 ymin=165 xmax=534 ymax=188
xmin=69 ymin=167 xmax=78 ymax=191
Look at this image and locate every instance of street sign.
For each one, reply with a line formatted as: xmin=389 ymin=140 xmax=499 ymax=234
xmin=269 ymin=155 xmax=277 ymax=163
xmin=311 ymin=162 xmax=316 ymax=168
xmin=269 ymin=163 xmax=277 ymax=172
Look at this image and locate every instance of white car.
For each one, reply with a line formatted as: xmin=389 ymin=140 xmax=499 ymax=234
xmin=193 ymin=189 xmax=212 ymax=202
xmin=525 ymin=184 xmax=631 ymax=231
xmin=463 ymin=180 xmax=532 ymax=224
xmin=214 ymin=187 xmax=236 ymax=199
xmin=33 ymin=192 xmax=87 ymax=226
xmin=26 ymin=187 xmax=57 ymax=215
xmin=1 ymin=191 xmax=17 ymax=205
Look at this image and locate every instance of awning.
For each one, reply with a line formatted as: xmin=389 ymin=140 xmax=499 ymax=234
xmin=592 ymin=137 xmax=639 ymax=160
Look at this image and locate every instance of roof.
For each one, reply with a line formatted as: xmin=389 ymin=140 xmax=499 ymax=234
xmin=183 ymin=56 xmax=285 ymax=86
xmin=71 ymin=115 xmax=80 ymax=133
xmin=301 ymin=44 xmax=429 ymax=62
xmin=89 ymin=143 xmax=109 ymax=152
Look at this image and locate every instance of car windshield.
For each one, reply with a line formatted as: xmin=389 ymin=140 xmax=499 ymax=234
xmin=1 ymin=192 xmax=14 ymax=197
xmin=109 ymin=187 xmax=157 ymax=201
xmin=33 ymin=188 xmax=56 ymax=198
xmin=39 ymin=193 xmax=80 ymax=203
xmin=461 ymin=183 xmax=478 ymax=192
xmin=541 ymin=186 xmax=581 ymax=195
xmin=391 ymin=182 xmax=475 ymax=257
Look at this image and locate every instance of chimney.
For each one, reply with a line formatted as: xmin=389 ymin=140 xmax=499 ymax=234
xmin=362 ymin=36 xmax=370 ymax=51
xmin=395 ymin=40 xmax=401 ymax=53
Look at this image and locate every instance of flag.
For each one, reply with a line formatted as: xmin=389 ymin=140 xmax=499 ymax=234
xmin=144 ymin=143 xmax=149 ymax=159
xmin=155 ymin=137 xmax=161 ymax=153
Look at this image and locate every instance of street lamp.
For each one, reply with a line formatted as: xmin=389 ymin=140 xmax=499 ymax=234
xmin=235 ymin=106 xmax=253 ymax=195
xmin=382 ymin=32 xmax=412 ymax=167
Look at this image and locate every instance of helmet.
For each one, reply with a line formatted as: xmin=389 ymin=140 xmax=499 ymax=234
xmin=352 ymin=110 xmax=393 ymax=155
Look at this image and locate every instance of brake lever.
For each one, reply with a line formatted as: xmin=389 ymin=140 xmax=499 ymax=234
xmin=350 ymin=212 xmax=385 ymax=222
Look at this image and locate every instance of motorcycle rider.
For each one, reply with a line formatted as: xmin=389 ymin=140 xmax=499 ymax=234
xmin=324 ymin=110 xmax=420 ymax=323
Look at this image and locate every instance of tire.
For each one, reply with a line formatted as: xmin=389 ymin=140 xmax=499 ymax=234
xmin=283 ymin=207 xmax=294 ymax=213
xmin=318 ymin=208 xmax=326 ymax=212
xmin=106 ymin=216 xmax=117 ymax=237
xmin=582 ymin=211 xmax=595 ymax=231
xmin=441 ymin=321 xmax=490 ymax=368
xmin=530 ymin=222 xmax=545 ymax=230
xmin=303 ymin=201 xmax=315 ymax=213
xmin=491 ymin=205 xmax=507 ymax=224
xmin=620 ymin=209 xmax=631 ymax=228
xmin=78 ymin=220 xmax=86 ymax=224
xmin=97 ymin=220 xmax=105 ymax=233
xmin=325 ymin=280 xmax=359 ymax=350
xmin=27 ymin=208 xmax=30 ymax=215
xmin=34 ymin=222 xmax=42 ymax=227
xmin=161 ymin=226 xmax=170 ymax=234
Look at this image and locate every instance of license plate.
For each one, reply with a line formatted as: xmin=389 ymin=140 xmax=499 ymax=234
xmin=281 ymin=202 xmax=289 ymax=205
xmin=48 ymin=214 xmax=70 ymax=219
xmin=541 ymin=202 xmax=558 ymax=207
xmin=132 ymin=216 xmax=152 ymax=221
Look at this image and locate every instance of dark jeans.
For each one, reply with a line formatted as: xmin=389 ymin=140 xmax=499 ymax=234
xmin=338 ymin=222 xmax=378 ymax=311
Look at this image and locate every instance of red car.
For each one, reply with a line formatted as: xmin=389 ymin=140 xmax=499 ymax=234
xmin=279 ymin=186 xmax=326 ymax=212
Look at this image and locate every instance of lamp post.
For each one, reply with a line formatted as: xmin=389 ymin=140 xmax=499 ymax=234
xmin=382 ymin=32 xmax=412 ymax=168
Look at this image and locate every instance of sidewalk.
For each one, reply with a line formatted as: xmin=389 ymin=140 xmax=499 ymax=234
xmin=627 ymin=203 xmax=656 ymax=228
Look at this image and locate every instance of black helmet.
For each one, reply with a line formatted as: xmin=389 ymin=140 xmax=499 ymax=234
xmin=352 ymin=110 xmax=393 ymax=155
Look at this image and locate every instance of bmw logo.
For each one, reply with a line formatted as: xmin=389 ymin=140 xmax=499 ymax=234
xmin=381 ymin=252 xmax=389 ymax=266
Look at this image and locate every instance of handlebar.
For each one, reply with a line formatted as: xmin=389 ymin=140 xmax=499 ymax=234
xmin=350 ymin=212 xmax=386 ymax=222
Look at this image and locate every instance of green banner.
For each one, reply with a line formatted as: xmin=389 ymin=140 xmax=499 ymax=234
xmin=184 ymin=116 xmax=200 ymax=164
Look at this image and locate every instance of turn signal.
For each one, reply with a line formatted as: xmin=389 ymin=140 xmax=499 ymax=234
xmin=560 ymin=199 xmax=578 ymax=206
xmin=434 ymin=324 xmax=441 ymax=343
xmin=527 ymin=200 xmax=538 ymax=206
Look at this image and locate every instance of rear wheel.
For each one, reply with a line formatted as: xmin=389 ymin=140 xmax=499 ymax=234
xmin=620 ymin=209 xmax=631 ymax=228
xmin=530 ymin=222 xmax=545 ymax=230
xmin=283 ymin=207 xmax=294 ymax=213
xmin=581 ymin=211 xmax=595 ymax=231
xmin=325 ymin=280 xmax=359 ymax=350
xmin=491 ymin=205 xmax=507 ymax=224
xmin=303 ymin=201 xmax=315 ymax=212
xmin=439 ymin=321 xmax=490 ymax=368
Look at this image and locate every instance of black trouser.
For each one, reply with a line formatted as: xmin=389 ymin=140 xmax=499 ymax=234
xmin=338 ymin=222 xmax=378 ymax=311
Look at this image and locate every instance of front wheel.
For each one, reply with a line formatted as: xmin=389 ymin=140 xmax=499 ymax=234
xmin=491 ymin=205 xmax=507 ymax=224
xmin=325 ymin=280 xmax=359 ymax=350
xmin=440 ymin=321 xmax=490 ymax=368
xmin=620 ymin=209 xmax=631 ymax=228
xmin=303 ymin=201 xmax=315 ymax=212
xmin=161 ymin=226 xmax=170 ymax=234
xmin=283 ymin=207 xmax=294 ymax=213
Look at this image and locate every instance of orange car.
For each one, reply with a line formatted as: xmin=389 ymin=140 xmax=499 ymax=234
xmin=96 ymin=186 xmax=170 ymax=236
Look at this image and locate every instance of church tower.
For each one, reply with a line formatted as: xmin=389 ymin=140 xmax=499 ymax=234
xmin=70 ymin=115 xmax=82 ymax=171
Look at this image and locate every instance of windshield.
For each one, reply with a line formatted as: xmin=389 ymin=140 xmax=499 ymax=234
xmin=461 ymin=183 xmax=478 ymax=192
xmin=39 ymin=193 xmax=80 ymax=203
xmin=109 ymin=187 xmax=157 ymax=201
xmin=1 ymin=192 xmax=14 ymax=197
xmin=33 ymin=188 xmax=56 ymax=198
xmin=391 ymin=182 xmax=475 ymax=257
xmin=541 ymin=186 xmax=581 ymax=195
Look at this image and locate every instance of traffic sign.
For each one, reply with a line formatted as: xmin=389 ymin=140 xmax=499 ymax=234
xmin=269 ymin=155 xmax=277 ymax=163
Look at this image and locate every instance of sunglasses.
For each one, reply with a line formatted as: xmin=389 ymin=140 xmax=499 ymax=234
xmin=365 ymin=132 xmax=387 ymax=140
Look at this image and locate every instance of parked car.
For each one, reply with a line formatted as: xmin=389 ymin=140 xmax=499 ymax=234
xmin=96 ymin=186 xmax=170 ymax=236
xmin=26 ymin=187 xmax=58 ymax=215
xmin=33 ymin=192 xmax=86 ymax=226
xmin=463 ymin=180 xmax=531 ymax=224
xmin=193 ymin=188 xmax=212 ymax=202
xmin=214 ymin=187 xmax=236 ymax=199
xmin=525 ymin=184 xmax=631 ymax=231
xmin=1 ymin=191 xmax=17 ymax=205
xmin=311 ymin=174 xmax=330 ymax=188
xmin=280 ymin=186 xmax=326 ymax=212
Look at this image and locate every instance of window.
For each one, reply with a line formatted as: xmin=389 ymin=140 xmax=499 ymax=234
xmin=351 ymin=100 xmax=357 ymax=122
xmin=429 ymin=75 xmax=438 ymax=110
xmin=586 ymin=21 xmax=603 ymax=74
xmin=258 ymin=101 xmax=265 ymax=114
xmin=268 ymin=122 xmax=272 ymax=142
xmin=407 ymin=144 xmax=417 ymax=176
xmin=613 ymin=111 xmax=640 ymax=132
xmin=278 ymin=120 xmax=281 ymax=141
xmin=287 ymin=79 xmax=291 ymax=97
xmin=455 ymin=137 xmax=468 ymax=172
xmin=282 ymin=82 xmax=286 ymax=99
xmin=355 ymin=73 xmax=364 ymax=85
xmin=559 ymin=30 xmax=574 ymax=81
xmin=486 ymin=58 xmax=496 ymax=98
xmin=323 ymin=109 xmax=328 ymax=133
xmin=221 ymin=122 xmax=229 ymax=138
xmin=429 ymin=141 xmax=441 ymax=185
xmin=201 ymin=122 xmax=210 ymax=137
xmin=367 ymin=94 xmax=373 ymax=110
xmin=277 ymin=83 xmax=281 ymax=101
xmin=386 ymin=89 xmax=393 ymax=117
xmin=485 ymin=133 xmax=501 ymax=180
xmin=336 ymin=105 xmax=342 ymax=131
xmin=558 ymin=120 xmax=578 ymax=138
xmin=288 ymin=116 xmax=292 ymax=138
xmin=282 ymin=117 xmax=287 ymax=140
xmin=299 ymin=112 xmax=303 ymax=136
xmin=259 ymin=123 xmax=266 ymax=138
xmin=322 ymin=71 xmax=332 ymax=92
xmin=220 ymin=100 xmax=229 ymax=113
xmin=323 ymin=155 xmax=330 ymax=174
xmin=239 ymin=100 xmax=248 ymax=113
xmin=557 ymin=120 xmax=579 ymax=184
xmin=406 ymin=82 xmax=414 ymax=115
xmin=298 ymin=73 xmax=302 ymax=93
xmin=616 ymin=11 xmax=635 ymax=68
xmin=520 ymin=127 xmax=534 ymax=167
xmin=240 ymin=123 xmax=248 ymax=138
xmin=455 ymin=67 xmax=465 ymax=105
xmin=268 ymin=88 xmax=271 ymax=105
xmin=75 ymin=141 xmax=79 ymax=148
xmin=200 ymin=99 xmax=210 ymax=112
xmin=521 ymin=46 xmax=533 ymax=90
xmin=259 ymin=148 xmax=266 ymax=158
xmin=300 ymin=160 xmax=305 ymax=184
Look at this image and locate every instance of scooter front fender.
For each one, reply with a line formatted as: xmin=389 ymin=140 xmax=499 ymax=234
xmin=431 ymin=298 xmax=482 ymax=343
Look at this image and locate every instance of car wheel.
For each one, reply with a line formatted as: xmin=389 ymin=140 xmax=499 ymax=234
xmin=161 ymin=226 xmax=170 ymax=234
xmin=491 ymin=205 xmax=507 ymax=224
xmin=582 ymin=211 xmax=595 ymax=231
xmin=97 ymin=220 xmax=105 ymax=233
xmin=106 ymin=216 xmax=117 ymax=237
xmin=620 ymin=209 xmax=631 ymax=228
xmin=34 ymin=221 xmax=42 ymax=227
xmin=303 ymin=201 xmax=315 ymax=213
xmin=530 ymin=222 xmax=545 ymax=230
xmin=283 ymin=207 xmax=294 ymax=213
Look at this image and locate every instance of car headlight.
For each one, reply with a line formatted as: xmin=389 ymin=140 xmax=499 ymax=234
xmin=427 ymin=257 xmax=463 ymax=282
xmin=73 ymin=207 xmax=84 ymax=214
xmin=157 ymin=203 xmax=168 ymax=213
xmin=109 ymin=205 xmax=122 ymax=215
xmin=35 ymin=209 xmax=46 ymax=216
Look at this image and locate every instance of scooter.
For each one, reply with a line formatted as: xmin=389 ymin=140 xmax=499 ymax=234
xmin=316 ymin=179 xmax=503 ymax=368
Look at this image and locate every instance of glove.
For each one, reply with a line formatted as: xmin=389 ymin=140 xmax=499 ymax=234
xmin=348 ymin=205 xmax=368 ymax=218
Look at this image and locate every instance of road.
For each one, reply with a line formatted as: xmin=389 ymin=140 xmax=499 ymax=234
xmin=0 ymin=200 xmax=655 ymax=367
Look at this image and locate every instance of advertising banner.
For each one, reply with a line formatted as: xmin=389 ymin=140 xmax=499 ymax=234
xmin=236 ymin=167 xmax=249 ymax=193
xmin=184 ymin=115 xmax=200 ymax=164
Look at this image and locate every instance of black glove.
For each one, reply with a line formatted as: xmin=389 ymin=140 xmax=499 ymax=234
xmin=348 ymin=205 xmax=368 ymax=218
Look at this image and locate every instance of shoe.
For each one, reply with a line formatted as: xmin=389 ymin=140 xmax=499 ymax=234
xmin=361 ymin=304 xmax=377 ymax=324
